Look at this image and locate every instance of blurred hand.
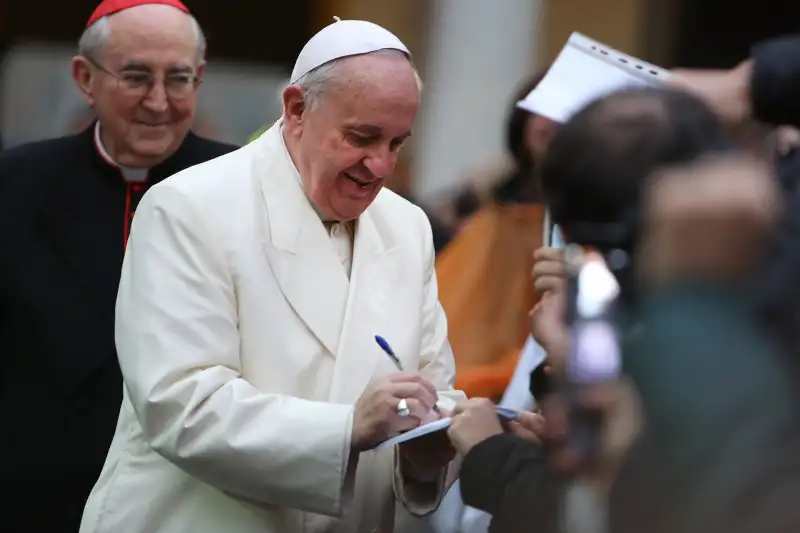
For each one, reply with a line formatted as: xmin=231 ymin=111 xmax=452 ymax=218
xmin=352 ymin=372 xmax=439 ymax=451
xmin=530 ymin=247 xmax=569 ymax=371
xmin=506 ymin=410 xmax=546 ymax=444
xmin=529 ymin=291 xmax=569 ymax=373
xmin=532 ymin=247 xmax=568 ymax=294
xmin=638 ymin=154 xmax=780 ymax=286
xmin=447 ymin=398 xmax=504 ymax=456
xmin=774 ymin=126 xmax=800 ymax=156
xmin=448 ymin=399 xmax=547 ymax=455
xmin=669 ymin=60 xmax=753 ymax=126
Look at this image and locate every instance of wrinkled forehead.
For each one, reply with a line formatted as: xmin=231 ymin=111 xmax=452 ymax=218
xmin=339 ymin=53 xmax=418 ymax=89
xmin=326 ymin=81 xmax=419 ymax=136
xmin=335 ymin=55 xmax=418 ymax=103
xmin=102 ymin=7 xmax=198 ymax=69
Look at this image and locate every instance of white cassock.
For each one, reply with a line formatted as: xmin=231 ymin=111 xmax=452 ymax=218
xmin=80 ymin=121 xmax=465 ymax=533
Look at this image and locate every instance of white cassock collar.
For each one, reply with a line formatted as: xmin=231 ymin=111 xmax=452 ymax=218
xmin=93 ymin=122 xmax=149 ymax=183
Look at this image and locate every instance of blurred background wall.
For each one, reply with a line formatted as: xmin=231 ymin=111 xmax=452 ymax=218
xmin=2 ymin=0 xmax=799 ymax=203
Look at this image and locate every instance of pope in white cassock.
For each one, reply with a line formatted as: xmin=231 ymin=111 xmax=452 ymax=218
xmin=80 ymin=18 xmax=465 ymax=533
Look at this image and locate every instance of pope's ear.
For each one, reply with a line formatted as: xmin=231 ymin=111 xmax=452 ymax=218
xmin=282 ymin=85 xmax=307 ymax=128
xmin=71 ymin=56 xmax=96 ymax=107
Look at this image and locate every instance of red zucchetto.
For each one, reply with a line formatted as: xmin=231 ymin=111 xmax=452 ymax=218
xmin=86 ymin=0 xmax=190 ymax=28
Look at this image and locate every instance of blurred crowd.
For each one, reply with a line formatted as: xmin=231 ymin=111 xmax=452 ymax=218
xmin=3 ymin=2 xmax=800 ymax=533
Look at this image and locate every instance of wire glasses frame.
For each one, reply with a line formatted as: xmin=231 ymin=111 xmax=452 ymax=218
xmin=84 ymin=56 xmax=201 ymax=101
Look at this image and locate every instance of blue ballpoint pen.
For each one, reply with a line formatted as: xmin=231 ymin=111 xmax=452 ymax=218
xmin=375 ymin=335 xmax=519 ymax=422
xmin=375 ymin=335 xmax=442 ymax=415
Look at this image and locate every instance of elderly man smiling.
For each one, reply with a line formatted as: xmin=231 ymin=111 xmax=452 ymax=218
xmin=80 ymin=17 xmax=465 ymax=533
xmin=0 ymin=1 xmax=235 ymax=532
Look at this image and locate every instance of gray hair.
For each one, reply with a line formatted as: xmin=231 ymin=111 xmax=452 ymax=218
xmin=78 ymin=12 xmax=207 ymax=65
xmin=294 ymin=49 xmax=423 ymax=109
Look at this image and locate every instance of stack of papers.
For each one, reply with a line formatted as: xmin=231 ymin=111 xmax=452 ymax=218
xmin=517 ymin=32 xmax=670 ymax=123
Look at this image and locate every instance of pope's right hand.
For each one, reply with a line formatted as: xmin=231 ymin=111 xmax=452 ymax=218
xmin=351 ymin=372 xmax=439 ymax=451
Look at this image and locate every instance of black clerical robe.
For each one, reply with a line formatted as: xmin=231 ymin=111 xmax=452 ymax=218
xmin=0 ymin=125 xmax=236 ymax=533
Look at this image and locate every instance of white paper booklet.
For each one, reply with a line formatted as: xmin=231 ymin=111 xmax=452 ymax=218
xmin=372 ymin=407 xmax=519 ymax=450
xmin=374 ymin=418 xmax=453 ymax=450
xmin=517 ymin=32 xmax=670 ymax=123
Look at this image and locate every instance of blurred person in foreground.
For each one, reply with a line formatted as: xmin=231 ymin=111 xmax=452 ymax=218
xmin=0 ymin=1 xmax=236 ymax=532
xmin=542 ymin=36 xmax=800 ymax=533
xmin=80 ymin=18 xmax=464 ymax=533
xmin=447 ymin=86 xmax=800 ymax=533
xmin=671 ymin=35 xmax=800 ymax=346
xmin=608 ymin=35 xmax=800 ymax=533
xmin=609 ymin=153 xmax=800 ymax=533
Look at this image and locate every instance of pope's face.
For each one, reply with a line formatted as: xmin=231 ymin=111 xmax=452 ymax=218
xmin=72 ymin=5 xmax=203 ymax=167
xmin=283 ymin=53 xmax=420 ymax=221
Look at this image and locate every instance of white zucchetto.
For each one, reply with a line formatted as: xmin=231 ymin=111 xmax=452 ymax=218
xmin=290 ymin=17 xmax=410 ymax=83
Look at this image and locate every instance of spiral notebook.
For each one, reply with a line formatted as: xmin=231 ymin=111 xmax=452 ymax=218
xmin=517 ymin=32 xmax=670 ymax=123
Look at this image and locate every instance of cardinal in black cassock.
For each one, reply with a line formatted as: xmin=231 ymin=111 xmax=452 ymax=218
xmin=0 ymin=0 xmax=236 ymax=531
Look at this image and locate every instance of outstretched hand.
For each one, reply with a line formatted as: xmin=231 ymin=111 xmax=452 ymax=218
xmin=669 ymin=60 xmax=753 ymax=126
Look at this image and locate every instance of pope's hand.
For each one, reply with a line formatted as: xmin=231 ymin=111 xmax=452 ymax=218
xmin=351 ymin=372 xmax=439 ymax=451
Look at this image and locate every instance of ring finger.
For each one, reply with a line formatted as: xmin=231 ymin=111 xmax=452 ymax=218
xmin=391 ymin=397 xmax=432 ymax=433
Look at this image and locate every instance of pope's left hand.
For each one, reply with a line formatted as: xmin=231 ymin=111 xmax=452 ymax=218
xmin=398 ymin=408 xmax=456 ymax=472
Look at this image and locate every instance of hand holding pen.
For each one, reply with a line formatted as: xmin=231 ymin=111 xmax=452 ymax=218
xmin=375 ymin=335 xmax=443 ymax=417
xmin=351 ymin=366 xmax=442 ymax=451
xmin=374 ymin=335 xmax=519 ymax=422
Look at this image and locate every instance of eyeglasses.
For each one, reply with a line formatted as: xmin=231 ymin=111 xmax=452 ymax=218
xmin=85 ymin=57 xmax=201 ymax=101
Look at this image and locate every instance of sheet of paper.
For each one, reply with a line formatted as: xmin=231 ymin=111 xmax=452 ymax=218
xmin=517 ymin=32 xmax=670 ymax=123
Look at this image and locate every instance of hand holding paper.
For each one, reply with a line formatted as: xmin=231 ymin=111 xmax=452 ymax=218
xmin=447 ymin=399 xmax=519 ymax=456
xmin=375 ymin=405 xmax=520 ymax=450
xmin=669 ymin=60 xmax=754 ymax=126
